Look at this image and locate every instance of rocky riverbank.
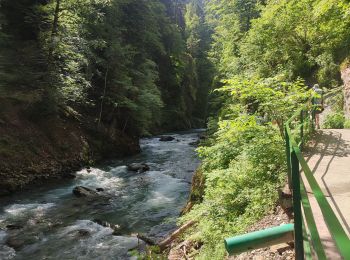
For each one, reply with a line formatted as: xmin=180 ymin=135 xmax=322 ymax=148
xmin=0 ymin=98 xmax=140 ymax=195
xmin=0 ymin=131 xmax=201 ymax=259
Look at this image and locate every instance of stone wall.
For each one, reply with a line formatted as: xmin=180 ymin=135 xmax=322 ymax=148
xmin=341 ymin=62 xmax=350 ymax=119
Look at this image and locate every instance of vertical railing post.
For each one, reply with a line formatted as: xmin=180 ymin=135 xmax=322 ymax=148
xmin=311 ymin=99 xmax=315 ymax=131
xmin=300 ymin=110 xmax=304 ymax=150
xmin=308 ymin=110 xmax=312 ymax=136
xmin=291 ymin=147 xmax=304 ymax=259
xmin=285 ymin=127 xmax=292 ymax=190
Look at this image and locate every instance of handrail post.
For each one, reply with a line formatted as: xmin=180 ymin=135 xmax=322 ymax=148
xmin=300 ymin=110 xmax=304 ymax=149
xmin=285 ymin=127 xmax=292 ymax=190
xmin=311 ymin=100 xmax=315 ymax=131
xmin=291 ymin=148 xmax=304 ymax=259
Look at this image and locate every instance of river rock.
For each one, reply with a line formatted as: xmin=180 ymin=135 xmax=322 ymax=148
xmin=93 ymin=219 xmax=112 ymax=228
xmin=73 ymin=186 xmax=99 ymax=197
xmin=127 ymin=163 xmax=150 ymax=173
xmin=198 ymin=133 xmax=206 ymax=140
xmin=112 ymin=229 xmax=123 ymax=236
xmin=6 ymin=225 xmax=23 ymax=230
xmin=159 ymin=136 xmax=175 ymax=142
xmin=6 ymin=237 xmax=25 ymax=250
xmin=77 ymin=229 xmax=91 ymax=238
xmin=189 ymin=140 xmax=199 ymax=146
xmin=93 ymin=219 xmax=121 ymax=235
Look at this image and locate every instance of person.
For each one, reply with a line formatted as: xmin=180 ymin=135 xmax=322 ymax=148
xmin=312 ymin=84 xmax=324 ymax=129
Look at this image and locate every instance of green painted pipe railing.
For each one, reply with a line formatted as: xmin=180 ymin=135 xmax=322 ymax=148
xmin=225 ymin=96 xmax=350 ymax=259
xmin=225 ymin=224 xmax=294 ymax=255
xmin=285 ymin=102 xmax=350 ymax=259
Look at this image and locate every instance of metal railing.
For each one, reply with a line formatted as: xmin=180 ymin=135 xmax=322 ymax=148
xmin=224 ymin=96 xmax=350 ymax=258
xmin=285 ymin=104 xmax=350 ymax=259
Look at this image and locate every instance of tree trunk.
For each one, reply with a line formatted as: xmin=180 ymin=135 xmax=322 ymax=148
xmin=52 ymin=0 xmax=60 ymax=38
xmin=135 ymin=220 xmax=197 ymax=252
xmin=49 ymin=0 xmax=60 ymax=58
xmin=98 ymin=67 xmax=109 ymax=129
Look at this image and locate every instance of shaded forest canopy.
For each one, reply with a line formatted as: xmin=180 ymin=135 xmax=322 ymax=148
xmin=0 ymin=0 xmax=213 ymax=192
xmin=0 ymin=0 xmax=213 ymax=136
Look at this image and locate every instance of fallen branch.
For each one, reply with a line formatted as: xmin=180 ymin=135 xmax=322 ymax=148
xmin=136 ymin=233 xmax=157 ymax=246
xmin=134 ymin=220 xmax=197 ymax=253
xmin=158 ymin=220 xmax=197 ymax=251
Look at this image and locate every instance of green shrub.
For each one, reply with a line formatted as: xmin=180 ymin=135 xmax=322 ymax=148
xmin=180 ymin=78 xmax=310 ymax=259
xmin=181 ymin=117 xmax=286 ymax=259
xmin=323 ymin=112 xmax=345 ymax=129
xmin=344 ymin=119 xmax=350 ymax=129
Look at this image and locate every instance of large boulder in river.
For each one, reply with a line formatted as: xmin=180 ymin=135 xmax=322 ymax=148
xmin=73 ymin=186 xmax=99 ymax=197
xmin=159 ymin=136 xmax=175 ymax=142
xmin=127 ymin=163 xmax=150 ymax=173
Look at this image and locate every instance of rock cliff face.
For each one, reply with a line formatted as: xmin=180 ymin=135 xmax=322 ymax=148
xmin=341 ymin=61 xmax=350 ymax=119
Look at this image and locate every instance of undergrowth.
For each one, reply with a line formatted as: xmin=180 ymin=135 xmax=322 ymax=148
xmin=179 ymin=78 xmax=311 ymax=259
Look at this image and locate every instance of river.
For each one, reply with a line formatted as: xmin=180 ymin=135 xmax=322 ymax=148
xmin=0 ymin=130 xmax=202 ymax=259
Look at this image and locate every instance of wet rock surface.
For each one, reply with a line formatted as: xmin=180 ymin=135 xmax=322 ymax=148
xmin=127 ymin=163 xmax=150 ymax=173
xmin=72 ymin=186 xmax=99 ymax=197
xmin=159 ymin=136 xmax=175 ymax=142
xmin=5 ymin=225 xmax=23 ymax=231
xmin=5 ymin=237 xmax=26 ymax=250
xmin=77 ymin=229 xmax=91 ymax=238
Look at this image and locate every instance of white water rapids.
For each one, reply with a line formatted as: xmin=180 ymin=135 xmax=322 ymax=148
xmin=0 ymin=130 xmax=202 ymax=259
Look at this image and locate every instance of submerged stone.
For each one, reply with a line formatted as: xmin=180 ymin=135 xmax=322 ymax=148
xmin=127 ymin=163 xmax=150 ymax=173
xmin=73 ymin=186 xmax=98 ymax=197
xmin=159 ymin=136 xmax=175 ymax=141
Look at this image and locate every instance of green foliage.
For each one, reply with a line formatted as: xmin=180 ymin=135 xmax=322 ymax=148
xmin=206 ymin=0 xmax=350 ymax=87
xmin=205 ymin=0 xmax=262 ymax=76
xmin=327 ymin=91 xmax=344 ymax=113
xmin=181 ymin=78 xmax=310 ymax=259
xmin=344 ymin=119 xmax=350 ymax=129
xmin=182 ymin=118 xmax=286 ymax=259
xmin=0 ymin=0 xmax=213 ymax=135
xmin=323 ymin=112 xmax=345 ymax=129
xmin=183 ymin=0 xmax=350 ymax=256
xmin=184 ymin=0 xmax=350 ymax=256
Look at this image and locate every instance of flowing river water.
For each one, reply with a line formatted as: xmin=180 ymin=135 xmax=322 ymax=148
xmin=0 ymin=130 xmax=202 ymax=259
